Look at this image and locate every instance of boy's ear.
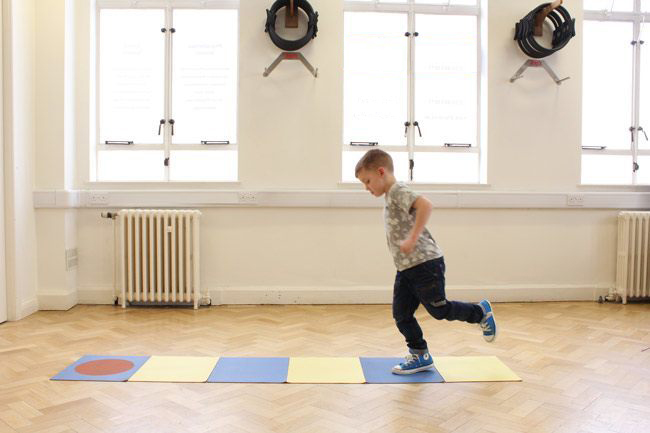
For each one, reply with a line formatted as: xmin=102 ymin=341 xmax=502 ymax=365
xmin=378 ymin=167 xmax=385 ymax=176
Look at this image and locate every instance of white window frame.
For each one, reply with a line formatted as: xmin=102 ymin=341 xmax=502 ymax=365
xmin=583 ymin=0 xmax=650 ymax=185
xmin=342 ymin=0 xmax=484 ymax=184
xmin=94 ymin=0 xmax=239 ymax=182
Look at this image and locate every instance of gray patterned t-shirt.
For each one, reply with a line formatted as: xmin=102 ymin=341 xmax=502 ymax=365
xmin=384 ymin=182 xmax=443 ymax=271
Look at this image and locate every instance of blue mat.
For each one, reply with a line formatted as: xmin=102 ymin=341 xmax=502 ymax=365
xmin=51 ymin=355 xmax=150 ymax=381
xmin=207 ymin=357 xmax=290 ymax=383
xmin=360 ymin=357 xmax=444 ymax=383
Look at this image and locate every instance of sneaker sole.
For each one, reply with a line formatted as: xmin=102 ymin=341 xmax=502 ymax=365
xmin=391 ymin=364 xmax=434 ymax=375
xmin=482 ymin=300 xmax=497 ymax=343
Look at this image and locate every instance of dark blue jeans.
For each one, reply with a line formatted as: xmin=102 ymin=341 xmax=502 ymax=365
xmin=392 ymin=257 xmax=484 ymax=352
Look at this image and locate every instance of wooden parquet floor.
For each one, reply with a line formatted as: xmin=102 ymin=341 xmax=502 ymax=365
xmin=0 ymin=302 xmax=649 ymax=433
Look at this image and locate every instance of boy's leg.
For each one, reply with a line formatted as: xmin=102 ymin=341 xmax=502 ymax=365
xmin=409 ymin=258 xmax=483 ymax=324
xmin=392 ymin=271 xmax=428 ymax=353
xmin=392 ymin=271 xmax=434 ymax=375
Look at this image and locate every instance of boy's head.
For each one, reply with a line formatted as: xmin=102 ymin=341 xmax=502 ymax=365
xmin=354 ymin=149 xmax=395 ymax=197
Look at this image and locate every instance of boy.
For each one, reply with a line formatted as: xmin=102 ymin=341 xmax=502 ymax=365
xmin=355 ymin=149 xmax=497 ymax=374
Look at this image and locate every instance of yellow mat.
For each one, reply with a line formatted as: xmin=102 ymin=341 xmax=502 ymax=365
xmin=433 ymin=355 xmax=521 ymax=382
xmin=128 ymin=356 xmax=219 ymax=383
xmin=287 ymin=357 xmax=366 ymax=384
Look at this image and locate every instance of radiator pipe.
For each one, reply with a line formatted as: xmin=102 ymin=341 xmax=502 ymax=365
xmin=101 ymin=211 xmax=120 ymax=305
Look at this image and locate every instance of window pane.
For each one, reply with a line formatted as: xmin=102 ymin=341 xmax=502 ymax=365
xmin=636 ymin=156 xmax=650 ymax=184
xmin=97 ymin=150 xmax=165 ymax=181
xmin=643 ymin=0 xmax=650 ymax=12
xmin=640 ymin=23 xmax=650 ymax=150
xmin=172 ymin=9 xmax=238 ymax=144
xmin=412 ymin=152 xmax=479 ymax=183
xmin=582 ymin=21 xmax=632 ymax=150
xmin=583 ymin=0 xmax=633 ymax=11
xmin=414 ymin=14 xmax=477 ymax=147
xmin=344 ymin=12 xmax=407 ymax=146
xmin=342 ymin=151 xmax=409 ymax=182
xmin=581 ymin=155 xmax=632 ymax=184
xmin=99 ymin=9 xmax=165 ymax=145
xmin=169 ymin=150 xmax=237 ymax=181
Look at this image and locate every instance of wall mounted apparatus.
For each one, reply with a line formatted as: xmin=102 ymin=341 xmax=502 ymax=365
xmin=510 ymin=0 xmax=575 ymax=85
xmin=264 ymin=0 xmax=319 ymax=77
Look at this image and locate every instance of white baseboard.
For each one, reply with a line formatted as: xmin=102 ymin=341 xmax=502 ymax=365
xmin=74 ymin=284 xmax=611 ymax=307
xmin=38 ymin=291 xmax=78 ymax=311
xmin=20 ymin=298 xmax=39 ymax=318
xmin=77 ymin=288 xmax=116 ymax=305
xmin=212 ymin=284 xmax=610 ymax=304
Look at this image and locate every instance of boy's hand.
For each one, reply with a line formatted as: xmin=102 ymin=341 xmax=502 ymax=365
xmin=400 ymin=237 xmax=417 ymax=254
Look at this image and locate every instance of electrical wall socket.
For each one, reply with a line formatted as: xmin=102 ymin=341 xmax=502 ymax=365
xmin=567 ymin=194 xmax=585 ymax=207
xmin=88 ymin=192 xmax=109 ymax=206
xmin=238 ymin=191 xmax=258 ymax=204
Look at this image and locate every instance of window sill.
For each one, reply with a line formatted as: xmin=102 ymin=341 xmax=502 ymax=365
xmin=337 ymin=181 xmax=492 ymax=191
xmin=84 ymin=181 xmax=242 ymax=190
xmin=578 ymin=184 xmax=650 ymax=192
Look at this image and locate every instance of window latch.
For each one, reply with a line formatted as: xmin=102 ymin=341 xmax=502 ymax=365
xmin=404 ymin=121 xmax=411 ymax=137
xmin=409 ymin=159 xmax=414 ymax=181
xmin=201 ymin=140 xmax=230 ymax=145
xmin=413 ymin=121 xmax=422 ymax=137
xmin=639 ymin=126 xmax=648 ymax=141
xmin=158 ymin=119 xmax=166 ymax=135
xmin=350 ymin=142 xmax=378 ymax=147
xmin=630 ymin=126 xmax=635 ymax=143
xmin=445 ymin=143 xmax=472 ymax=148
xmin=169 ymin=119 xmax=175 ymax=136
xmin=164 ymin=157 xmax=170 ymax=167
xmin=634 ymin=162 xmax=640 ymax=172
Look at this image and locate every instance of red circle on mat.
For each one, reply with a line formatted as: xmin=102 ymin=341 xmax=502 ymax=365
xmin=75 ymin=359 xmax=134 ymax=376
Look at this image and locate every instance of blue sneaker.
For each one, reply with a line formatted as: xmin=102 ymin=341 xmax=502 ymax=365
xmin=391 ymin=351 xmax=434 ymax=375
xmin=478 ymin=299 xmax=497 ymax=342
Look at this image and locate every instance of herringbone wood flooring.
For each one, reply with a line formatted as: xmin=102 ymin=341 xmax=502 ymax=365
xmin=0 ymin=302 xmax=649 ymax=433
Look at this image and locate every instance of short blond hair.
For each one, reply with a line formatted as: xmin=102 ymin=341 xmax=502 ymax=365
xmin=355 ymin=149 xmax=394 ymax=177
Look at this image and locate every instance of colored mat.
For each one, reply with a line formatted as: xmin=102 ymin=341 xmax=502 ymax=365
xmin=51 ymin=355 xmax=150 ymax=381
xmin=287 ymin=357 xmax=366 ymax=384
xmin=359 ymin=357 xmax=444 ymax=383
xmin=433 ymin=355 xmax=522 ymax=382
xmin=128 ymin=355 xmax=219 ymax=383
xmin=52 ymin=355 xmax=521 ymax=384
xmin=207 ymin=357 xmax=289 ymax=383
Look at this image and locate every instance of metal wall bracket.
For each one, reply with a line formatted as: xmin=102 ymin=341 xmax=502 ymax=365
xmin=509 ymin=59 xmax=570 ymax=85
xmin=263 ymin=52 xmax=318 ymax=77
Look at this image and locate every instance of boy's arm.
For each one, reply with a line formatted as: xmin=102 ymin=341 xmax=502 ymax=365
xmin=400 ymin=196 xmax=433 ymax=254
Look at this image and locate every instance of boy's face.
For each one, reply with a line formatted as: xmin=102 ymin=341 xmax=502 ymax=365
xmin=357 ymin=167 xmax=389 ymax=197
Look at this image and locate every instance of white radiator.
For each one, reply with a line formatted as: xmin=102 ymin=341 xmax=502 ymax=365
xmin=117 ymin=209 xmax=202 ymax=309
xmin=616 ymin=211 xmax=650 ymax=304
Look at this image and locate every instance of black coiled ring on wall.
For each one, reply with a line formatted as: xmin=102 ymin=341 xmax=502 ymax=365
xmin=265 ymin=0 xmax=319 ymax=52
xmin=514 ymin=3 xmax=575 ymax=59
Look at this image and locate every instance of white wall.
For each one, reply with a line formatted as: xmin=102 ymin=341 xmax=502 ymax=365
xmin=33 ymin=0 xmax=78 ymax=311
xmin=3 ymin=0 xmax=38 ymax=320
xmin=488 ymin=0 xmax=582 ymax=190
xmin=27 ymin=0 xmax=650 ymax=312
xmin=0 ymin=0 xmax=7 ymax=324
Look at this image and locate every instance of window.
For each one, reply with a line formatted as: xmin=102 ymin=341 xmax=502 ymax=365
xmin=342 ymin=0 xmax=483 ymax=183
xmin=95 ymin=1 xmax=238 ymax=182
xmin=582 ymin=0 xmax=650 ymax=184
